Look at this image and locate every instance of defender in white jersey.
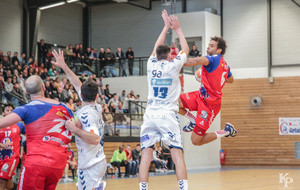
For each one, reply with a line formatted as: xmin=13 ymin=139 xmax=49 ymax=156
xmin=51 ymin=50 xmax=107 ymax=190
xmin=139 ymin=10 xmax=189 ymax=190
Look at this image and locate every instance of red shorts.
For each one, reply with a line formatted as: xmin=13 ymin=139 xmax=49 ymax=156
xmin=18 ymin=164 xmax=64 ymax=190
xmin=180 ymin=91 xmax=221 ymax=136
xmin=0 ymin=158 xmax=19 ymax=180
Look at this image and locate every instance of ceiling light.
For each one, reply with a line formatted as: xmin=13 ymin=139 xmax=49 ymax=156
xmin=67 ymin=0 xmax=80 ymax=3
xmin=39 ymin=2 xmax=65 ymax=10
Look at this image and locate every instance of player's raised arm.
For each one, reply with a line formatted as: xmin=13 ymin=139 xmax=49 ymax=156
xmin=169 ymin=15 xmax=189 ymax=55
xmin=51 ymin=49 xmax=82 ymax=92
xmin=151 ymin=9 xmax=170 ymax=56
xmin=183 ymin=57 xmax=209 ymax=67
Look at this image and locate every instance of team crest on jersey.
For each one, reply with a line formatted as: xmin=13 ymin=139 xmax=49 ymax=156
xmin=1 ymin=163 xmax=8 ymax=172
xmin=175 ymin=56 xmax=181 ymax=60
xmin=168 ymin=132 xmax=176 ymax=141
xmin=56 ymin=111 xmax=64 ymax=118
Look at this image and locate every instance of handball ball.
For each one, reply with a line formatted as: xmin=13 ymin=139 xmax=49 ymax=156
xmin=195 ymin=68 xmax=202 ymax=83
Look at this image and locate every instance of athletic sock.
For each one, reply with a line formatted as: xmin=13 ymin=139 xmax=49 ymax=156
xmin=71 ymin=169 xmax=75 ymax=179
xmin=184 ymin=111 xmax=196 ymax=124
xmin=139 ymin=182 xmax=148 ymax=190
xmin=215 ymin=130 xmax=230 ymax=139
xmin=65 ymin=173 xmax=68 ymax=179
xmin=178 ymin=180 xmax=188 ymax=190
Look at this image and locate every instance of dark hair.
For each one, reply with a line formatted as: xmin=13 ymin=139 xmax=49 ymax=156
xmin=156 ymin=44 xmax=171 ymax=60
xmin=210 ymin=36 xmax=227 ymax=55
xmin=107 ymin=47 xmax=110 ymax=50
xmin=136 ymin=144 xmax=140 ymax=147
xmin=2 ymin=103 xmax=14 ymax=112
xmin=81 ymin=79 xmax=98 ymax=102
xmin=106 ymin=84 xmax=109 ymax=87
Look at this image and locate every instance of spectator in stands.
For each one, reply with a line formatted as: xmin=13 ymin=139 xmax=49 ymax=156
xmin=64 ymin=44 xmax=73 ymax=64
xmin=74 ymin=100 xmax=82 ymax=112
xmin=48 ymin=65 xmax=57 ymax=77
xmin=97 ymin=95 xmax=106 ymax=105
xmin=130 ymin=90 xmax=134 ymax=97
xmin=134 ymin=94 xmax=140 ymax=114
xmin=157 ymin=146 xmax=168 ymax=170
xmin=109 ymin=102 xmax=116 ymax=113
xmin=38 ymin=39 xmax=48 ymax=66
xmin=12 ymin=52 xmax=19 ymax=65
xmin=12 ymin=60 xmax=19 ymax=73
xmin=23 ymin=70 xmax=29 ymax=80
xmin=57 ymin=87 xmax=65 ymax=103
xmin=68 ymin=85 xmax=75 ymax=97
xmin=2 ymin=56 xmax=11 ymax=71
xmin=45 ymin=81 xmax=52 ymax=95
xmin=132 ymin=144 xmax=141 ymax=174
xmin=38 ymin=63 xmax=45 ymax=73
xmin=105 ymin=47 xmax=116 ymax=77
xmin=19 ymin=53 xmax=26 ymax=66
xmin=60 ymin=77 xmax=67 ymax=89
xmin=0 ymin=75 xmax=4 ymax=89
xmin=92 ymin=48 xmax=98 ymax=71
xmin=123 ymin=94 xmax=134 ymax=113
xmin=40 ymin=68 xmax=48 ymax=80
xmin=0 ymin=63 xmax=3 ymax=73
xmin=125 ymin=145 xmax=137 ymax=176
xmin=12 ymin=83 xmax=24 ymax=100
xmin=170 ymin=42 xmax=179 ymax=60
xmin=62 ymin=84 xmax=69 ymax=100
xmin=64 ymin=143 xmax=77 ymax=182
xmin=119 ymin=90 xmax=126 ymax=103
xmin=27 ymin=57 xmax=33 ymax=66
xmin=79 ymin=73 xmax=85 ymax=83
xmin=66 ymin=97 xmax=75 ymax=111
xmin=84 ymin=47 xmax=93 ymax=67
xmin=189 ymin=44 xmax=201 ymax=57
xmin=12 ymin=74 xmax=18 ymax=84
xmin=4 ymin=70 xmax=12 ymax=82
xmin=7 ymin=51 xmax=12 ymax=63
xmin=126 ymin=47 xmax=134 ymax=76
xmin=97 ymin=76 xmax=103 ymax=86
xmin=152 ymin=145 xmax=168 ymax=172
xmin=116 ymin=101 xmax=127 ymax=124
xmin=46 ymin=49 xmax=53 ymax=69
xmin=91 ymin=74 xmax=97 ymax=82
xmin=72 ymin=91 xmax=79 ymax=102
xmin=103 ymin=107 xmax=114 ymax=136
xmin=110 ymin=146 xmax=129 ymax=177
xmin=50 ymin=82 xmax=59 ymax=99
xmin=79 ymin=44 xmax=84 ymax=59
xmin=28 ymin=68 xmax=34 ymax=76
xmin=116 ymin=47 xmax=127 ymax=77
xmin=105 ymin=84 xmax=113 ymax=99
xmin=4 ymin=77 xmax=14 ymax=102
xmin=99 ymin=85 xmax=105 ymax=96
xmin=98 ymin=48 xmax=106 ymax=76
xmin=108 ymin=94 xmax=119 ymax=107
xmin=73 ymin=44 xmax=81 ymax=62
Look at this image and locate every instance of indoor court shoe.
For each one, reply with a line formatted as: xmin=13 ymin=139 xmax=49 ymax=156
xmin=224 ymin=122 xmax=237 ymax=137
xmin=183 ymin=121 xmax=195 ymax=132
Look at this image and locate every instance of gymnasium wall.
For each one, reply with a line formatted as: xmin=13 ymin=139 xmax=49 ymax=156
xmin=221 ymin=77 xmax=300 ymax=166
xmin=38 ymin=3 xmax=83 ymax=47
xmin=0 ymin=0 xmax=23 ymax=55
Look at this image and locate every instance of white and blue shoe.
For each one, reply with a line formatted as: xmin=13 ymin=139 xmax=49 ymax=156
xmin=224 ymin=122 xmax=237 ymax=137
xmin=183 ymin=121 xmax=195 ymax=133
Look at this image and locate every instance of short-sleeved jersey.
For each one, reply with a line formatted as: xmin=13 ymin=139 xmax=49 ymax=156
xmin=67 ymin=150 xmax=74 ymax=162
xmin=197 ymin=54 xmax=232 ymax=105
xmin=0 ymin=123 xmax=26 ymax=160
xmin=146 ymin=51 xmax=187 ymax=112
xmin=75 ymin=102 xmax=106 ymax=170
xmin=13 ymin=100 xmax=74 ymax=169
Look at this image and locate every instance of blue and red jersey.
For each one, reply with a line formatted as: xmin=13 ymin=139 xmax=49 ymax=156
xmin=199 ymin=54 xmax=232 ymax=105
xmin=0 ymin=123 xmax=26 ymax=160
xmin=13 ymin=100 xmax=74 ymax=169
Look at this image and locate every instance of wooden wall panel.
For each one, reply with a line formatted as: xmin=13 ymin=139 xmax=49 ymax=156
xmin=221 ymin=77 xmax=300 ymax=166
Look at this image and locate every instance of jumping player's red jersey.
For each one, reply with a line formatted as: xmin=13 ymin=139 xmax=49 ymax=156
xmin=198 ymin=54 xmax=232 ymax=105
xmin=0 ymin=123 xmax=26 ymax=160
xmin=13 ymin=100 xmax=74 ymax=169
xmin=67 ymin=150 xmax=74 ymax=162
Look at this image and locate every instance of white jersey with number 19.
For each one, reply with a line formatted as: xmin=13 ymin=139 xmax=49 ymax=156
xmin=146 ymin=51 xmax=187 ymax=112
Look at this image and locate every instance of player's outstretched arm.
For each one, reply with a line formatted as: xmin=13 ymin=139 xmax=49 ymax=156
xmin=170 ymin=15 xmax=189 ymax=54
xmin=51 ymin=49 xmax=82 ymax=92
xmin=183 ymin=57 xmax=209 ymax=67
xmin=151 ymin=9 xmax=170 ymax=56
xmin=0 ymin=113 xmax=21 ymax=130
xmin=65 ymin=118 xmax=100 ymax=145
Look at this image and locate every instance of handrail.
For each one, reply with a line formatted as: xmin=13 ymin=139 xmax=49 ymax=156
xmin=0 ymin=87 xmax=28 ymax=105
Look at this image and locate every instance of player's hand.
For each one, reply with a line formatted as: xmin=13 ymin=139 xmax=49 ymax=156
xmin=65 ymin=118 xmax=77 ymax=133
xmin=162 ymin=9 xmax=170 ymax=28
xmin=52 ymin=49 xmax=67 ymax=69
xmin=169 ymin=15 xmax=180 ymax=30
xmin=20 ymin=154 xmax=23 ymax=159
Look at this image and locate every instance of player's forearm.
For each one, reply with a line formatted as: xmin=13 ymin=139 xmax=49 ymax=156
xmin=183 ymin=57 xmax=209 ymax=67
xmin=152 ymin=26 xmax=169 ymax=55
xmin=175 ymin=28 xmax=189 ymax=54
xmin=73 ymin=128 xmax=100 ymax=145
xmin=60 ymin=64 xmax=82 ymax=93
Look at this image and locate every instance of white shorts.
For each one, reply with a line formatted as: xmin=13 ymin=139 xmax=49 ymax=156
xmin=77 ymin=159 xmax=107 ymax=190
xmin=140 ymin=110 xmax=182 ymax=150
